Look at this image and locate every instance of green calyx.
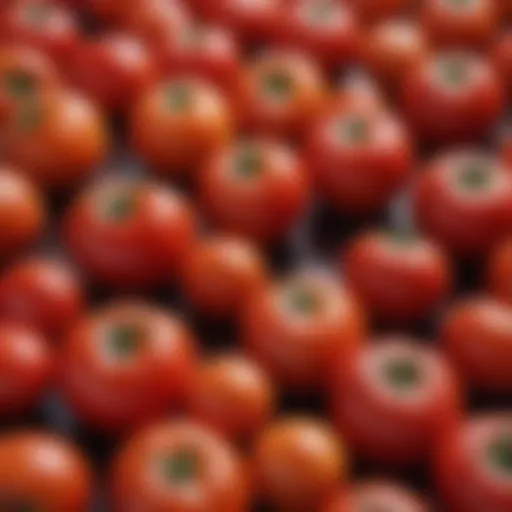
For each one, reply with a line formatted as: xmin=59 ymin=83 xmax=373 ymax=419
xmin=488 ymin=434 xmax=512 ymax=477
xmin=287 ymin=287 xmax=321 ymax=315
xmin=458 ymin=161 xmax=491 ymax=191
xmin=383 ymin=358 xmax=421 ymax=390
xmin=337 ymin=117 xmax=369 ymax=145
xmin=165 ymin=83 xmax=192 ymax=112
xmin=233 ymin=144 xmax=263 ymax=179
xmin=159 ymin=449 xmax=198 ymax=485
xmin=4 ymin=72 xmax=36 ymax=99
xmin=106 ymin=324 xmax=143 ymax=360
xmin=262 ymin=71 xmax=293 ymax=102
xmin=102 ymin=191 xmax=136 ymax=222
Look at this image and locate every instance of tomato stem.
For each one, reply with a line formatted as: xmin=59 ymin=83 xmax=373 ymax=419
xmin=102 ymin=192 xmax=135 ymax=221
xmin=458 ymin=162 xmax=490 ymax=190
xmin=384 ymin=359 xmax=421 ymax=390
xmin=438 ymin=58 xmax=468 ymax=87
xmin=338 ymin=117 xmax=369 ymax=145
xmin=262 ymin=71 xmax=292 ymax=101
xmin=106 ymin=324 xmax=142 ymax=359
xmin=166 ymin=83 xmax=192 ymax=111
xmin=233 ymin=145 xmax=262 ymax=178
xmin=287 ymin=287 xmax=320 ymax=315
xmin=489 ymin=435 xmax=512 ymax=476
xmin=4 ymin=72 xmax=36 ymax=98
xmin=160 ymin=450 xmax=198 ymax=484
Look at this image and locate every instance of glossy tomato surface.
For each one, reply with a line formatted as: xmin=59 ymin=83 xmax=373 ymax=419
xmin=493 ymin=32 xmax=512 ymax=93
xmin=346 ymin=0 xmax=408 ymax=24
xmin=488 ymin=238 xmax=512 ymax=304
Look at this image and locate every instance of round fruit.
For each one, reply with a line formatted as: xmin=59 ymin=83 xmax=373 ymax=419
xmin=488 ymin=238 xmax=512 ymax=304
xmin=346 ymin=0 xmax=408 ymax=24
xmin=493 ymin=32 xmax=512 ymax=94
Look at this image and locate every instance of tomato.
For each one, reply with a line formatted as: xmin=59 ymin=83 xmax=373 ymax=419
xmin=131 ymin=77 xmax=232 ymax=178
xmin=306 ymin=104 xmax=412 ymax=215
xmin=0 ymin=166 xmax=45 ymax=261
xmin=324 ymin=481 xmax=430 ymax=512
xmin=0 ymin=432 xmax=92 ymax=511
xmin=273 ymin=0 xmax=360 ymax=71
xmin=501 ymin=132 xmax=512 ymax=169
xmin=242 ymin=271 xmax=365 ymax=392
xmin=197 ymin=138 xmax=309 ymax=243
xmin=363 ymin=20 xmax=429 ymax=92
xmin=0 ymin=0 xmax=79 ymax=66
xmin=63 ymin=179 xmax=197 ymax=290
xmin=344 ymin=229 xmax=452 ymax=324
xmin=68 ymin=33 xmax=158 ymax=112
xmin=157 ymin=23 xmax=240 ymax=92
xmin=235 ymin=51 xmax=327 ymax=139
xmin=441 ymin=298 xmax=512 ymax=394
xmin=413 ymin=151 xmax=512 ymax=257
xmin=488 ymin=238 xmax=512 ymax=304
xmin=345 ymin=0 xmax=408 ymax=24
xmin=182 ymin=235 xmax=268 ymax=319
xmin=421 ymin=0 xmax=497 ymax=50
xmin=189 ymin=353 xmax=276 ymax=443
xmin=402 ymin=52 xmax=503 ymax=144
xmin=3 ymin=90 xmax=109 ymax=190
xmin=0 ymin=257 xmax=84 ymax=341
xmin=435 ymin=414 xmax=512 ymax=512
xmin=111 ymin=420 xmax=250 ymax=511
xmin=0 ymin=322 xmax=53 ymax=416
xmin=331 ymin=337 xmax=462 ymax=467
xmin=331 ymin=77 xmax=385 ymax=113
xmin=493 ymin=32 xmax=512 ymax=94
xmin=254 ymin=417 xmax=347 ymax=511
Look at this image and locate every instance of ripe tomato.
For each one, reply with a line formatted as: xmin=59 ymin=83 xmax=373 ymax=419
xmin=242 ymin=271 xmax=365 ymax=392
xmin=68 ymin=33 xmax=158 ymax=112
xmin=182 ymin=235 xmax=268 ymax=319
xmin=402 ymin=52 xmax=503 ymax=144
xmin=488 ymin=238 xmax=512 ymax=304
xmin=0 ymin=166 xmax=45 ymax=261
xmin=331 ymin=337 xmax=462 ymax=467
xmin=435 ymin=414 xmax=512 ymax=512
xmin=3 ymin=90 xmax=109 ymax=190
xmin=441 ymin=298 xmax=512 ymax=393
xmin=0 ymin=322 xmax=53 ymax=416
xmin=60 ymin=301 xmax=197 ymax=433
xmin=63 ymin=179 xmax=197 ymax=290
xmin=254 ymin=417 xmax=347 ymax=511
xmin=131 ymin=78 xmax=232 ymax=178
xmin=331 ymin=76 xmax=385 ymax=112
xmin=345 ymin=0 xmax=408 ymax=24
xmin=501 ymin=132 xmax=512 ymax=169
xmin=0 ymin=0 xmax=79 ymax=66
xmin=421 ymin=0 xmax=497 ymax=50
xmin=111 ymin=420 xmax=250 ymax=511
xmin=413 ymin=151 xmax=512 ymax=257
xmin=197 ymin=138 xmax=309 ymax=243
xmin=0 ymin=257 xmax=84 ymax=341
xmin=0 ymin=432 xmax=92 ymax=511
xmin=344 ymin=230 xmax=452 ymax=324
xmin=189 ymin=353 xmax=276 ymax=442
xmin=493 ymin=33 xmax=512 ymax=94
xmin=306 ymin=104 xmax=412 ymax=215
xmin=235 ymin=51 xmax=327 ymax=139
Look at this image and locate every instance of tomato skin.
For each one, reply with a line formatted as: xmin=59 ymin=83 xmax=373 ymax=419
xmin=63 ymin=179 xmax=198 ymax=290
xmin=189 ymin=354 xmax=276 ymax=442
xmin=402 ymin=52 xmax=503 ymax=144
xmin=242 ymin=272 xmax=365 ymax=392
xmin=344 ymin=230 xmax=452 ymax=324
xmin=331 ymin=337 xmax=462 ymax=467
xmin=254 ymin=417 xmax=347 ymax=512
xmin=0 ymin=322 xmax=53 ymax=417
xmin=306 ymin=105 xmax=412 ymax=215
xmin=435 ymin=414 xmax=512 ymax=512
xmin=110 ymin=420 xmax=250 ymax=512
xmin=0 ymin=166 xmax=45 ymax=261
xmin=488 ymin=238 xmax=512 ymax=304
xmin=441 ymin=298 xmax=512 ymax=393
xmin=235 ymin=51 xmax=327 ymax=139
xmin=0 ymin=432 xmax=92 ymax=511
xmin=331 ymin=77 xmax=385 ymax=113
xmin=68 ymin=33 xmax=158 ymax=112
xmin=345 ymin=0 xmax=408 ymax=24
xmin=421 ymin=0 xmax=497 ymax=50
xmin=60 ymin=301 xmax=197 ymax=433
xmin=0 ymin=258 xmax=84 ymax=341
xmin=131 ymin=78 xmax=233 ymax=178
xmin=493 ymin=33 xmax=512 ymax=94
xmin=413 ymin=151 xmax=512 ymax=257
xmin=182 ymin=236 xmax=268 ymax=319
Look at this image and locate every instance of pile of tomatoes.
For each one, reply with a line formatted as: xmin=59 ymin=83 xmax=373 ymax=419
xmin=0 ymin=0 xmax=511 ymax=510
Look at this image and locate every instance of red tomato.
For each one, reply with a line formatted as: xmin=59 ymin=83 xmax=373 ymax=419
xmin=111 ymin=420 xmax=250 ymax=511
xmin=0 ymin=322 xmax=53 ymax=416
xmin=331 ymin=337 xmax=462 ymax=467
xmin=68 ymin=33 xmax=158 ymax=112
xmin=0 ymin=432 xmax=92 ymax=511
xmin=306 ymin=104 xmax=412 ymax=215
xmin=441 ymin=297 xmax=512 ymax=393
xmin=488 ymin=238 xmax=512 ymax=304
xmin=0 ymin=257 xmax=84 ymax=341
xmin=501 ymin=132 xmax=512 ymax=168
xmin=493 ymin=32 xmax=512 ymax=94
xmin=402 ymin=52 xmax=503 ymax=144
xmin=344 ymin=230 xmax=452 ymax=324
xmin=254 ymin=417 xmax=347 ymax=511
xmin=422 ymin=0 xmax=497 ymax=50
xmin=242 ymin=271 xmax=365 ymax=392
xmin=345 ymin=0 xmax=408 ymax=24
xmin=198 ymin=138 xmax=310 ymax=243
xmin=60 ymin=301 xmax=197 ymax=433
xmin=435 ymin=414 xmax=512 ymax=512
xmin=189 ymin=353 xmax=276 ymax=442
xmin=413 ymin=151 xmax=512 ymax=257
xmin=182 ymin=235 xmax=268 ymax=319
xmin=331 ymin=76 xmax=385 ymax=112
xmin=0 ymin=165 xmax=45 ymax=261
xmin=130 ymin=78 xmax=233 ymax=178
xmin=63 ymin=179 xmax=198 ymax=290
xmin=235 ymin=51 xmax=327 ymax=139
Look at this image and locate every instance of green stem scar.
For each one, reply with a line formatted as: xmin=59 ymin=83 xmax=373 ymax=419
xmin=159 ymin=449 xmax=198 ymax=484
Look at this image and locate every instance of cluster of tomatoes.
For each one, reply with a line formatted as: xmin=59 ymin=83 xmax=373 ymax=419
xmin=0 ymin=0 xmax=511 ymax=511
